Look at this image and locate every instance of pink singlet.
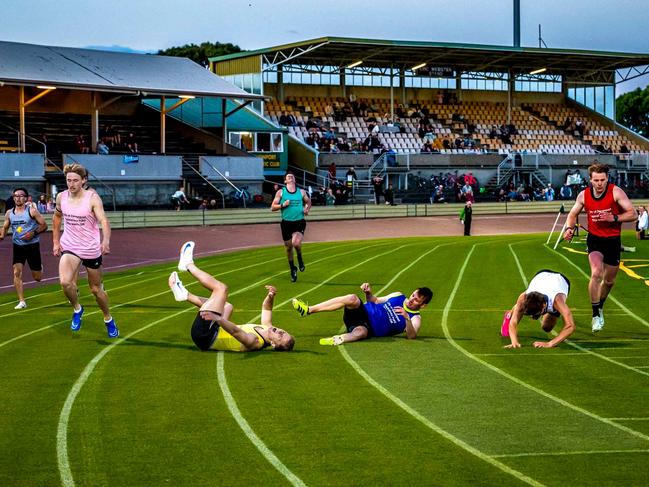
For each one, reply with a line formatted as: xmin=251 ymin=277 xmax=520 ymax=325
xmin=60 ymin=190 xmax=101 ymax=259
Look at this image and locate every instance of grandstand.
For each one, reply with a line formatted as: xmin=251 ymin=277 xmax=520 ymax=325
xmin=211 ymin=37 xmax=649 ymax=202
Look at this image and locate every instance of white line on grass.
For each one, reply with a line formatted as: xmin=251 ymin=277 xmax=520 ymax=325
xmin=547 ymin=245 xmax=649 ymax=330
xmin=332 ymin=243 xmax=545 ymax=486
xmin=216 ymin=354 xmax=306 ymax=487
xmin=492 ymin=448 xmax=649 ymax=458
xmin=444 ymin=245 xmax=649 ymax=442
xmin=607 ymin=417 xmax=649 ymax=421
xmin=508 ymin=244 xmax=649 ymax=378
xmin=57 ymin=308 xmax=189 ymax=487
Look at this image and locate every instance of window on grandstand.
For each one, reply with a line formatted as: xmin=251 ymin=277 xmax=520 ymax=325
xmin=264 ymin=64 xmax=340 ymax=85
xmin=567 ymin=84 xmax=615 ymax=119
xmin=404 ymin=70 xmax=456 ymax=89
xmin=222 ymin=73 xmax=263 ymax=113
xmin=345 ymin=67 xmax=399 ymax=87
xmin=229 ymin=132 xmax=283 ymax=152
xmin=460 ymin=72 xmax=508 ymax=91
xmin=513 ymin=74 xmax=561 ymax=92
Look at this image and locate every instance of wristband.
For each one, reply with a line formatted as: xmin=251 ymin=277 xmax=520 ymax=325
xmin=613 ymin=215 xmax=619 ymax=223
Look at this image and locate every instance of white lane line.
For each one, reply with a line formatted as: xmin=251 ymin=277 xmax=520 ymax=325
xmin=216 ymin=354 xmax=306 ymax=487
xmin=475 ymin=352 xmax=587 ymax=357
xmin=57 ymin=307 xmax=189 ymax=487
xmin=508 ymin=244 xmax=649 ymax=378
xmin=332 ymin=243 xmax=544 ymax=486
xmin=492 ymin=448 xmax=649 ymax=458
xmin=547 ymin=245 xmax=649 ymax=330
xmin=444 ymin=245 xmax=649 ymax=442
xmin=607 ymin=417 xmax=649 ymax=421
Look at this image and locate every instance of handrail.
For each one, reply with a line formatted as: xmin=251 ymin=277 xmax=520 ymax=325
xmin=65 ymin=155 xmax=117 ymax=211
xmin=181 ymin=158 xmax=226 ymax=209
xmin=198 ymin=158 xmax=248 ymax=208
xmin=0 ymin=120 xmax=47 ymax=158
xmin=496 ymin=155 xmax=513 ymax=186
xmin=290 ymin=166 xmax=328 ymax=188
xmin=368 ymin=152 xmax=388 ymax=180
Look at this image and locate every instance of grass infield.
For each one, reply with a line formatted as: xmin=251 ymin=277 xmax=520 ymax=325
xmin=1 ymin=233 xmax=648 ymax=486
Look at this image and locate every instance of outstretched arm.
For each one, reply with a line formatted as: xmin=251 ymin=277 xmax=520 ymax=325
xmin=260 ymin=285 xmax=276 ymax=327
xmin=199 ymin=310 xmax=261 ymax=350
xmin=533 ymin=294 xmax=575 ymax=348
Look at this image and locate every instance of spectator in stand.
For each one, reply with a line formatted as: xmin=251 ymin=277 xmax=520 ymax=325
xmin=75 ymin=134 xmax=90 ymax=154
xmin=125 ymin=132 xmax=139 ymax=153
xmin=560 ymin=183 xmax=573 ymax=200
xmin=96 ymin=139 xmax=110 ymax=155
xmin=432 ymin=185 xmax=446 ymax=204
xmin=279 ymin=111 xmax=291 ymax=127
xmin=104 ymin=125 xmax=120 ymax=147
xmin=345 ymin=167 xmax=357 ymax=197
xmin=171 ymin=186 xmax=190 ymax=211
xmin=442 ymin=136 xmax=451 ymax=150
xmin=384 ymin=184 xmax=395 ymax=206
xmin=37 ymin=194 xmax=48 ymax=214
xmin=372 ymin=175 xmax=384 ymax=205
xmin=325 ymin=188 xmax=335 ymax=206
xmin=324 ymin=104 xmax=334 ymax=117
xmin=562 ymin=117 xmax=573 ymax=131
xmin=46 ymin=197 xmax=56 ymax=213
xmin=436 ymin=92 xmax=444 ymax=105
xmin=432 ymin=137 xmax=443 ymax=152
xmin=461 ymin=181 xmax=474 ymax=203
xmin=545 ymin=184 xmax=555 ymax=201
xmin=489 ymin=125 xmax=498 ymax=139
xmin=421 ymin=141 xmax=433 ymax=153
xmin=620 ymin=144 xmax=630 ymax=154
xmin=575 ymin=119 xmax=585 ymax=137
xmin=198 ymin=198 xmax=209 ymax=210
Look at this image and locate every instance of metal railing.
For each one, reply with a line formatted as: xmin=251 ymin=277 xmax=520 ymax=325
xmin=181 ymin=158 xmax=225 ymax=209
xmin=198 ymin=158 xmax=250 ymax=208
xmin=0 ymin=120 xmax=47 ymax=157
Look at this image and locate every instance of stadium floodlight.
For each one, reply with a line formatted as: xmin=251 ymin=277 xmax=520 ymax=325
xmin=347 ymin=60 xmax=363 ymax=69
xmin=529 ymin=67 xmax=547 ymax=75
xmin=179 ymin=95 xmax=195 ymax=99
xmin=36 ymin=85 xmax=57 ymax=90
xmin=411 ymin=63 xmax=426 ymax=71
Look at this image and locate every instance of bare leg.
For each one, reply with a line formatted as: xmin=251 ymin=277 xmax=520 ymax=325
xmin=284 ymin=240 xmax=295 ymax=265
xmin=587 ymin=252 xmax=605 ymax=303
xmin=309 ymin=294 xmax=361 ymax=314
xmin=59 ymin=254 xmax=83 ymax=310
xmin=13 ymin=263 xmax=24 ymax=302
xmin=87 ymin=267 xmax=111 ymax=320
xmin=599 ymin=264 xmax=619 ymax=302
xmin=340 ymin=326 xmax=368 ymax=343
xmin=187 ymin=262 xmax=228 ymax=313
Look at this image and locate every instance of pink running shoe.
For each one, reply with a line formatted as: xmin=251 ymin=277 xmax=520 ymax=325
xmin=501 ymin=312 xmax=512 ymax=337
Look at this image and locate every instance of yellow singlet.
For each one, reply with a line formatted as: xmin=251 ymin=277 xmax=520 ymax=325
xmin=211 ymin=324 xmax=268 ymax=352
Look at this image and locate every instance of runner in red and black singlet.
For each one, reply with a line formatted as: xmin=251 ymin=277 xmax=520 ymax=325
xmin=563 ymin=162 xmax=637 ymax=333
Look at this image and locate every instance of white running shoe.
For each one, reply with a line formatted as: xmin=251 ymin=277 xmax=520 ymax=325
xmin=178 ymin=241 xmax=195 ymax=271
xmin=591 ymin=315 xmax=604 ymax=333
xmin=599 ymin=310 xmax=605 ymax=326
xmin=169 ymin=272 xmax=188 ymax=301
xmin=14 ymin=301 xmax=27 ymax=310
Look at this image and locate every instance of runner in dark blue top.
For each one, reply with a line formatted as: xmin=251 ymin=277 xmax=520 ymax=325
xmin=292 ymin=282 xmax=432 ymax=346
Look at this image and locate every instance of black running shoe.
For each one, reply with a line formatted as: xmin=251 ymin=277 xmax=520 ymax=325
xmin=298 ymin=260 xmax=305 ymax=272
xmin=290 ymin=267 xmax=298 ymax=282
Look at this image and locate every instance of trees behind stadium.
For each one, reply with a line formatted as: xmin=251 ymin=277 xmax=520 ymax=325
xmin=158 ymin=41 xmax=243 ymax=67
xmin=616 ymin=87 xmax=649 ymax=137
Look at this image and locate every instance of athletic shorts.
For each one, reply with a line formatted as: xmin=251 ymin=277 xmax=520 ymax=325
xmin=280 ymin=219 xmax=306 ymax=242
xmin=191 ymin=311 xmax=220 ymax=351
xmin=61 ymin=250 xmax=103 ymax=269
xmin=13 ymin=242 xmax=42 ymax=271
xmin=586 ymin=234 xmax=621 ymax=266
xmin=342 ymin=304 xmax=373 ymax=336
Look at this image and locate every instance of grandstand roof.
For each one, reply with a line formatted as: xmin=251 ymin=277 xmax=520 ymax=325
xmin=0 ymin=40 xmax=265 ymax=99
xmin=211 ymin=37 xmax=649 ymax=83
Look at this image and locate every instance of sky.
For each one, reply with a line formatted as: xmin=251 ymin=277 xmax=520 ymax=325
xmin=2 ymin=0 xmax=648 ymax=94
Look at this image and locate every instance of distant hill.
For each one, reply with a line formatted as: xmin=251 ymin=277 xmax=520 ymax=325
xmin=83 ymin=45 xmax=155 ymax=54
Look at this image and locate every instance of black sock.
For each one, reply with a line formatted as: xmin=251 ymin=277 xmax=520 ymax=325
xmin=288 ymin=260 xmax=296 ymax=270
xmin=599 ymin=297 xmax=606 ymax=310
xmin=296 ymin=250 xmax=304 ymax=266
xmin=592 ymin=302 xmax=601 ymax=317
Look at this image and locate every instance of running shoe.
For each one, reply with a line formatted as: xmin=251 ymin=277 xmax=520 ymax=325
xmin=298 ymin=259 xmax=305 ymax=272
xmin=105 ymin=318 xmax=119 ymax=338
xmin=500 ymin=311 xmax=512 ymax=337
xmin=178 ymin=241 xmax=195 ymax=272
xmin=14 ymin=301 xmax=27 ymax=310
xmin=319 ymin=335 xmax=344 ymax=346
xmin=291 ymin=298 xmax=309 ymax=317
xmin=169 ymin=271 xmax=188 ymax=301
xmin=71 ymin=306 xmax=84 ymax=331
xmin=591 ymin=315 xmax=604 ymax=333
xmin=290 ymin=266 xmax=298 ymax=282
xmin=599 ymin=309 xmax=605 ymax=326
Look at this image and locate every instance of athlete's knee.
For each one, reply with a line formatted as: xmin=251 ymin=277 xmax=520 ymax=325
xmin=211 ymin=280 xmax=228 ymax=296
xmin=603 ymin=276 xmax=616 ymax=288
xmin=33 ymin=273 xmax=43 ymax=282
xmin=344 ymin=294 xmax=361 ymax=306
xmin=591 ymin=268 xmax=604 ymax=282
xmin=352 ymin=326 xmax=368 ymax=339
xmin=13 ymin=268 xmax=23 ymax=279
xmin=60 ymin=276 xmax=76 ymax=289
xmin=89 ymin=282 xmax=103 ymax=296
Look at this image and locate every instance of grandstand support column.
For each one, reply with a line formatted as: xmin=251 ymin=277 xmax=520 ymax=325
xmin=507 ymin=70 xmax=514 ymax=124
xmin=160 ymin=96 xmax=166 ymax=154
xmin=91 ymin=92 xmax=99 ymax=153
xmin=278 ymin=64 xmax=284 ymax=102
xmin=222 ymin=98 xmax=227 ymax=154
xmin=390 ymin=67 xmax=394 ymax=121
xmin=400 ymin=68 xmax=406 ymax=105
xmin=19 ymin=85 xmax=56 ymax=152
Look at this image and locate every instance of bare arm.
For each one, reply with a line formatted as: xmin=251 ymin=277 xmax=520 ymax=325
xmin=0 ymin=211 xmax=10 ymax=240
xmin=394 ymin=307 xmax=421 ymax=339
xmin=52 ymin=193 xmax=63 ymax=255
xmin=260 ymin=285 xmax=276 ymax=327
xmin=504 ymin=293 xmax=526 ymax=349
xmin=91 ymin=193 xmax=111 ymax=254
xmin=302 ymin=189 xmax=312 ymax=216
xmin=270 ymin=189 xmax=288 ymax=212
xmin=563 ymin=191 xmax=585 ymax=241
xmin=611 ymin=186 xmax=637 ymax=223
xmin=533 ymin=294 xmax=575 ymax=348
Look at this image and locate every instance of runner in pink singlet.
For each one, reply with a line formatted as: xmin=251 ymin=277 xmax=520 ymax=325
xmin=53 ymin=163 xmax=119 ymax=338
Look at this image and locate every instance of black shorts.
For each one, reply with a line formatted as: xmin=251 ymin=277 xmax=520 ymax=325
xmin=61 ymin=250 xmax=103 ymax=269
xmin=586 ymin=234 xmax=621 ymax=266
xmin=280 ymin=219 xmax=306 ymax=242
xmin=343 ymin=304 xmax=373 ymax=336
xmin=13 ymin=242 xmax=42 ymax=271
xmin=191 ymin=311 xmax=220 ymax=351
